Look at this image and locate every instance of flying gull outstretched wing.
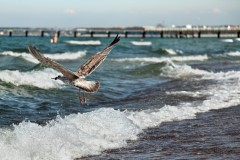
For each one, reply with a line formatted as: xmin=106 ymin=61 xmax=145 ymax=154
xmin=76 ymin=34 xmax=120 ymax=78
xmin=28 ymin=45 xmax=78 ymax=80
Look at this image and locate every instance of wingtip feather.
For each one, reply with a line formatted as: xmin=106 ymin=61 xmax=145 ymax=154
xmin=108 ymin=34 xmax=120 ymax=47
xmin=28 ymin=45 xmax=39 ymax=54
xmin=27 ymin=45 xmax=33 ymax=52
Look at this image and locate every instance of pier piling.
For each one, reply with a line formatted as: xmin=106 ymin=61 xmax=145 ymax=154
xmin=217 ymin=31 xmax=221 ymax=38
xmin=57 ymin=31 xmax=61 ymax=38
xmin=41 ymin=31 xmax=44 ymax=37
xmin=142 ymin=31 xmax=146 ymax=38
xmin=160 ymin=31 xmax=164 ymax=38
xmin=124 ymin=31 xmax=128 ymax=38
xmin=25 ymin=31 xmax=28 ymax=37
xmin=238 ymin=31 xmax=240 ymax=38
xmin=9 ymin=31 xmax=12 ymax=37
xmin=90 ymin=31 xmax=94 ymax=38
xmin=74 ymin=31 xmax=77 ymax=38
xmin=198 ymin=31 xmax=201 ymax=38
xmin=179 ymin=31 xmax=183 ymax=38
xmin=107 ymin=31 xmax=111 ymax=37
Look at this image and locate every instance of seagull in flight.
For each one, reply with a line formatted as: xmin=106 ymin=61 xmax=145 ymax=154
xmin=28 ymin=34 xmax=120 ymax=103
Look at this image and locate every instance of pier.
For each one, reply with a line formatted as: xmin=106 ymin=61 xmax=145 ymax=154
xmin=0 ymin=27 xmax=240 ymax=38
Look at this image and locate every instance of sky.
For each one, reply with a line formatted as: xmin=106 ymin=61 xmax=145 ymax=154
xmin=0 ymin=0 xmax=239 ymax=28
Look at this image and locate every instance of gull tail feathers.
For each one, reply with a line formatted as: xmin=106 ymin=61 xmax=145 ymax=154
xmin=73 ymin=79 xmax=100 ymax=92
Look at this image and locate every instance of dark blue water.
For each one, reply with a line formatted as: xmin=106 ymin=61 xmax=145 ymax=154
xmin=0 ymin=36 xmax=240 ymax=159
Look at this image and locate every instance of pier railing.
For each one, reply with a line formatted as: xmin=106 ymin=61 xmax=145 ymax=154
xmin=0 ymin=27 xmax=239 ymax=38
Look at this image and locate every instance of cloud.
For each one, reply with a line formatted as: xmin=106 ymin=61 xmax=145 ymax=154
xmin=64 ymin=9 xmax=76 ymax=14
xmin=212 ymin=8 xmax=222 ymax=14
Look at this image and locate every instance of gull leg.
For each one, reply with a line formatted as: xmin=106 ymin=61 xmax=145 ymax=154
xmin=77 ymin=89 xmax=87 ymax=105
xmin=83 ymin=92 xmax=87 ymax=104
xmin=78 ymin=88 xmax=83 ymax=105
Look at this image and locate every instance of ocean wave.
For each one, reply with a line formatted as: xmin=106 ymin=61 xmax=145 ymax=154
xmin=1 ymin=67 xmax=240 ymax=159
xmin=0 ymin=51 xmax=86 ymax=63
xmin=163 ymin=48 xmax=183 ymax=55
xmin=202 ymin=70 xmax=240 ymax=80
xmin=65 ymin=40 xmax=101 ymax=45
xmin=166 ymin=90 xmax=211 ymax=98
xmin=160 ymin=61 xmax=210 ymax=78
xmin=225 ymin=51 xmax=240 ymax=57
xmin=0 ymin=68 xmax=64 ymax=89
xmin=0 ymin=108 xmax=141 ymax=160
xmin=126 ymin=67 xmax=240 ymax=129
xmin=114 ymin=55 xmax=208 ymax=64
xmin=131 ymin=41 xmax=152 ymax=46
xmin=222 ymin=39 xmax=234 ymax=43
xmin=126 ymin=79 xmax=240 ymax=129
xmin=160 ymin=60 xmax=240 ymax=81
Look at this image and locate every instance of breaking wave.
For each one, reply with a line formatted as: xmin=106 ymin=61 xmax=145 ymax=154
xmin=225 ymin=51 xmax=240 ymax=57
xmin=0 ymin=108 xmax=141 ymax=160
xmin=222 ymin=39 xmax=234 ymax=43
xmin=0 ymin=68 xmax=63 ymax=89
xmin=0 ymin=51 xmax=86 ymax=63
xmin=114 ymin=55 xmax=208 ymax=63
xmin=164 ymin=48 xmax=183 ymax=55
xmin=1 ymin=63 xmax=240 ymax=159
xmin=160 ymin=61 xmax=210 ymax=78
xmin=65 ymin=40 xmax=101 ymax=45
xmin=127 ymin=63 xmax=240 ymax=129
xmin=131 ymin=41 xmax=152 ymax=46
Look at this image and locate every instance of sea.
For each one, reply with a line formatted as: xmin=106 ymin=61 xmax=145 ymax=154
xmin=0 ymin=35 xmax=240 ymax=160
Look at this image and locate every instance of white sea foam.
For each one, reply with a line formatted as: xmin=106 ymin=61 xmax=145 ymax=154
xmin=222 ymin=39 xmax=234 ymax=43
xmin=202 ymin=70 xmax=240 ymax=80
xmin=160 ymin=60 xmax=240 ymax=81
xmin=236 ymin=38 xmax=240 ymax=41
xmin=1 ymin=67 xmax=240 ymax=159
xmin=45 ymin=52 xmax=86 ymax=61
xmin=0 ymin=68 xmax=63 ymax=89
xmin=0 ymin=51 xmax=86 ymax=63
xmin=0 ymin=108 xmax=141 ymax=160
xmin=164 ymin=48 xmax=183 ymax=55
xmin=114 ymin=55 xmax=208 ymax=64
xmin=160 ymin=61 xmax=210 ymax=78
xmin=0 ymin=51 xmax=39 ymax=63
xmin=225 ymin=51 xmax=240 ymax=57
xmin=131 ymin=41 xmax=152 ymax=46
xmin=166 ymin=90 xmax=212 ymax=98
xmin=65 ymin=40 xmax=101 ymax=45
xmin=1 ymin=63 xmax=240 ymax=159
xmin=126 ymin=66 xmax=240 ymax=129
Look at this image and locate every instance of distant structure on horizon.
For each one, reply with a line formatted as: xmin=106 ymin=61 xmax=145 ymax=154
xmin=0 ymin=24 xmax=239 ymax=38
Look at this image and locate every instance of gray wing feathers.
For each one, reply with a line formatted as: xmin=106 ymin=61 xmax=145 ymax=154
xmin=28 ymin=45 xmax=78 ymax=80
xmin=76 ymin=34 xmax=120 ymax=77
